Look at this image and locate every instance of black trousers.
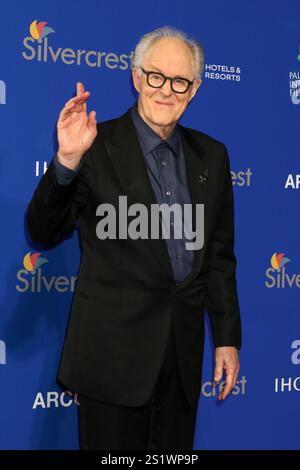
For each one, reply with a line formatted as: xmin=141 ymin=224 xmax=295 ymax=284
xmin=77 ymin=317 xmax=199 ymax=450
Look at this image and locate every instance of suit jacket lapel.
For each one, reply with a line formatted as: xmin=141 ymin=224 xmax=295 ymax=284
xmin=103 ymin=108 xmax=174 ymax=280
xmin=176 ymin=125 xmax=210 ymax=289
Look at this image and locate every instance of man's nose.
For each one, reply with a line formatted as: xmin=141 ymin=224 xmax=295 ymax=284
xmin=159 ymin=78 xmax=173 ymax=95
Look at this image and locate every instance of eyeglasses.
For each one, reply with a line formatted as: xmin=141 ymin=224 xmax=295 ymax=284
xmin=139 ymin=67 xmax=195 ymax=94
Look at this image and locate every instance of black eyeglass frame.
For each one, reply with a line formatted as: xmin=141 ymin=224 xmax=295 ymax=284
xmin=139 ymin=67 xmax=195 ymax=94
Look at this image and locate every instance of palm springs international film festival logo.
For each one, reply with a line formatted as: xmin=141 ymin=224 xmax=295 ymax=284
xmin=16 ymin=252 xmax=77 ymax=293
xmin=0 ymin=80 xmax=6 ymax=105
xmin=0 ymin=340 xmax=6 ymax=365
xmin=22 ymin=20 xmax=133 ymax=70
xmin=289 ymin=45 xmax=300 ymax=105
xmin=265 ymin=252 xmax=300 ymax=289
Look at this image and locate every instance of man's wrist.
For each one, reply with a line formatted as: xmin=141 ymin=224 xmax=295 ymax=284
xmin=54 ymin=153 xmax=80 ymax=185
xmin=57 ymin=152 xmax=82 ymax=171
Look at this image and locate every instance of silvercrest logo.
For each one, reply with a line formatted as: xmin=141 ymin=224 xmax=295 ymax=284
xmin=21 ymin=19 xmax=133 ymax=70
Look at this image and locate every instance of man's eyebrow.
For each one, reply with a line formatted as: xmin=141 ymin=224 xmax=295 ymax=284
xmin=147 ymin=66 xmax=190 ymax=79
xmin=148 ymin=65 xmax=164 ymax=72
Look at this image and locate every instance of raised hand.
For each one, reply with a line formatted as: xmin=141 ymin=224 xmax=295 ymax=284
xmin=57 ymin=82 xmax=98 ymax=170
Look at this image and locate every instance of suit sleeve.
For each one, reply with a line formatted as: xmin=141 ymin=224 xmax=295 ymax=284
xmin=53 ymin=153 xmax=82 ymax=184
xmin=205 ymin=145 xmax=242 ymax=350
xmin=26 ymin=149 xmax=93 ymax=246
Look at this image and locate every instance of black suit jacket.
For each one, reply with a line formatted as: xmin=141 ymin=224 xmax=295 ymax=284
xmin=26 ymin=105 xmax=241 ymax=408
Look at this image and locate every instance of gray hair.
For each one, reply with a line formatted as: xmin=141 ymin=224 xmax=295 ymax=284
xmin=131 ymin=26 xmax=205 ymax=79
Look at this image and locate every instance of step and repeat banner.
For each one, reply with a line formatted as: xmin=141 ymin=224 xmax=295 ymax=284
xmin=0 ymin=0 xmax=299 ymax=450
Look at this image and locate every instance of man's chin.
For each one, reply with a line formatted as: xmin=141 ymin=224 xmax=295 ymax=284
xmin=149 ymin=111 xmax=174 ymax=126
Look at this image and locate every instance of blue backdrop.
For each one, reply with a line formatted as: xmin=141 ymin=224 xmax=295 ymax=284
xmin=0 ymin=0 xmax=299 ymax=450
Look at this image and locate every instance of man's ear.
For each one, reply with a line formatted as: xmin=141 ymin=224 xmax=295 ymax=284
xmin=132 ymin=68 xmax=141 ymax=93
xmin=188 ymin=78 xmax=202 ymax=102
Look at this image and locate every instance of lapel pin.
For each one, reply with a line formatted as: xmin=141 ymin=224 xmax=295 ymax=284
xmin=198 ymin=169 xmax=208 ymax=184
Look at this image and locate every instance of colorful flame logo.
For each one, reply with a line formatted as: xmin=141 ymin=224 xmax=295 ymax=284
xmin=23 ymin=252 xmax=48 ymax=272
xmin=29 ymin=20 xmax=55 ymax=40
xmin=271 ymin=252 xmax=291 ymax=270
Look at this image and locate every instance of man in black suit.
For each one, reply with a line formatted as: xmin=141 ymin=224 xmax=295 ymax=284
xmin=26 ymin=26 xmax=241 ymax=450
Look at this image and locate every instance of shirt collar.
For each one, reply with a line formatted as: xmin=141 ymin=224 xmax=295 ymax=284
xmin=130 ymin=100 xmax=182 ymax=158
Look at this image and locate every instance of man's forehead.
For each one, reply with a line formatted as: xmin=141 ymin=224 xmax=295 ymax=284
xmin=143 ymin=46 xmax=193 ymax=72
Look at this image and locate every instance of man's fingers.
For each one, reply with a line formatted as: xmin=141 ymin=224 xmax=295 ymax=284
xmin=59 ymin=92 xmax=90 ymax=121
xmin=76 ymin=83 xmax=88 ymax=112
xmin=71 ymin=90 xmax=89 ymax=112
xmin=219 ymin=370 xmax=235 ymax=400
xmin=214 ymin=348 xmax=240 ymax=401
xmin=213 ymin=363 xmax=223 ymax=383
xmin=59 ymin=103 xmax=77 ymax=123
xmin=64 ymin=91 xmax=90 ymax=109
xmin=233 ymin=366 xmax=240 ymax=388
xmin=77 ymin=82 xmax=85 ymax=96
xmin=87 ymin=110 xmax=97 ymax=130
